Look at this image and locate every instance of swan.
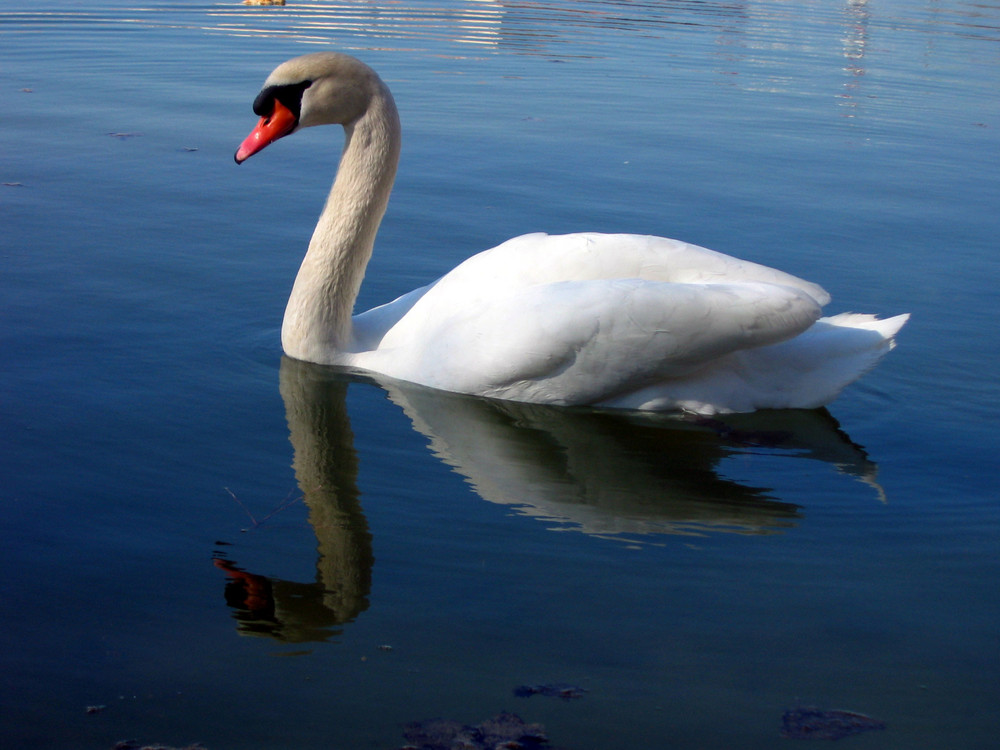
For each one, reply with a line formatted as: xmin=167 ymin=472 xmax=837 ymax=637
xmin=235 ymin=51 xmax=908 ymax=414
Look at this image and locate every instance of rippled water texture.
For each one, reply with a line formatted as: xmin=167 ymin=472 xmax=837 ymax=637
xmin=2 ymin=1 xmax=999 ymax=748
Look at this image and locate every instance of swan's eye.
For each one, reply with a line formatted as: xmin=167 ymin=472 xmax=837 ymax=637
xmin=252 ymin=81 xmax=312 ymax=118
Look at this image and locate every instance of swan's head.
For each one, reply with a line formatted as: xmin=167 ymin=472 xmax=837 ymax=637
xmin=235 ymin=52 xmax=382 ymax=164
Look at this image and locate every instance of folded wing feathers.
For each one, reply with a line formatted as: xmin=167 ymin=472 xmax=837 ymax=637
xmin=360 ymin=232 xmax=899 ymax=409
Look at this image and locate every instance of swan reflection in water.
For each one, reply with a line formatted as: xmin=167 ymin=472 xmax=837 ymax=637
xmin=215 ymin=357 xmax=884 ymax=641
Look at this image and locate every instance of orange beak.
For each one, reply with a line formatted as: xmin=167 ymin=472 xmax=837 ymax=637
xmin=234 ymin=98 xmax=298 ymax=164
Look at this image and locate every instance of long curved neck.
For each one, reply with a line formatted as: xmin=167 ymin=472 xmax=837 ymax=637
xmin=281 ymin=81 xmax=400 ymax=363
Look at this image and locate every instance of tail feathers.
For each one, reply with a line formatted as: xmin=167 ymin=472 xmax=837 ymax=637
xmin=823 ymin=312 xmax=910 ymax=349
xmin=736 ymin=312 xmax=910 ymax=409
xmin=600 ymin=312 xmax=910 ymax=414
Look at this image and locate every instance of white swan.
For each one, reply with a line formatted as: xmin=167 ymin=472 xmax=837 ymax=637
xmin=236 ymin=52 xmax=908 ymax=414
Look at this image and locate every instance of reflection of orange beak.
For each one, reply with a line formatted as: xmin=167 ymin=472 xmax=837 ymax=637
xmin=214 ymin=557 xmax=271 ymax=611
xmin=234 ymin=98 xmax=297 ymax=164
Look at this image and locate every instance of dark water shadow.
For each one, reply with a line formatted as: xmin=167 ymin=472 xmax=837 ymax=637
xmin=215 ymin=357 xmax=883 ymax=641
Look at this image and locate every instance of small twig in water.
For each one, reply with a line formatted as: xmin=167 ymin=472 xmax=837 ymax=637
xmin=224 ymin=487 xmax=303 ymax=532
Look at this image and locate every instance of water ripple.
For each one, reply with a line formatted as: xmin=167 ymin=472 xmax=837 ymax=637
xmin=5 ymin=1 xmax=998 ymax=63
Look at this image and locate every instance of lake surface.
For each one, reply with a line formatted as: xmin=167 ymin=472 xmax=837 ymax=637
xmin=2 ymin=1 xmax=999 ymax=748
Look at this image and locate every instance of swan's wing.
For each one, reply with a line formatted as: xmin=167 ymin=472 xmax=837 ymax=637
xmin=369 ymin=278 xmax=823 ymax=405
xmin=357 ymin=232 xmax=828 ymax=354
xmin=350 ymin=281 xmax=436 ymax=350
xmin=437 ymin=233 xmax=832 ymax=307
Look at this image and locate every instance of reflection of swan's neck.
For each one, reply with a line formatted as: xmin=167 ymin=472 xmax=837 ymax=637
xmin=279 ymin=357 xmax=372 ymax=622
xmin=281 ymin=85 xmax=401 ymax=361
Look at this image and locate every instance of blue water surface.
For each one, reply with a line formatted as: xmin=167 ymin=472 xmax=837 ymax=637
xmin=2 ymin=1 xmax=999 ymax=748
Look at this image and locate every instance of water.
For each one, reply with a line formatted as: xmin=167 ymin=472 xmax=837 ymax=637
xmin=2 ymin=1 xmax=999 ymax=748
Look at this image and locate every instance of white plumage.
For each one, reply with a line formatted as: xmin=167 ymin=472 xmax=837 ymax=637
xmin=236 ymin=52 xmax=907 ymax=414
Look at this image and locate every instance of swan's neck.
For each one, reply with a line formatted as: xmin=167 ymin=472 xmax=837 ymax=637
xmin=281 ymin=83 xmax=400 ymax=363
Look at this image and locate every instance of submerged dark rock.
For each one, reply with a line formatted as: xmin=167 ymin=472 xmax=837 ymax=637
xmin=400 ymin=711 xmax=551 ymax=749
xmin=781 ymin=706 xmax=886 ymax=740
xmin=514 ymin=683 xmax=588 ymax=700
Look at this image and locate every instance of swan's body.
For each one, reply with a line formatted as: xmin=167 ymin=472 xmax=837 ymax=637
xmin=236 ymin=52 xmax=907 ymax=414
